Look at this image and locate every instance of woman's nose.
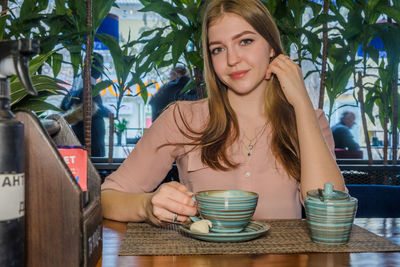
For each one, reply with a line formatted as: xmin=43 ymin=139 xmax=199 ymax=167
xmin=227 ymin=48 xmax=240 ymax=66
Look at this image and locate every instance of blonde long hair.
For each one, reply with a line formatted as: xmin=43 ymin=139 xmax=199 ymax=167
xmin=176 ymin=0 xmax=300 ymax=179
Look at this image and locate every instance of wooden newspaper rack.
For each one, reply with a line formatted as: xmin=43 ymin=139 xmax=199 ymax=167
xmin=15 ymin=111 xmax=102 ymax=267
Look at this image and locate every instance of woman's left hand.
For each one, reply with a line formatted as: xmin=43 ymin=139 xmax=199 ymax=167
xmin=265 ymin=54 xmax=310 ymax=108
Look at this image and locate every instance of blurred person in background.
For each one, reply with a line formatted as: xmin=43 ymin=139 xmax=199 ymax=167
xmin=149 ymin=66 xmax=197 ymax=122
xmin=61 ymin=52 xmax=111 ymax=157
xmin=331 ymin=111 xmax=360 ymax=151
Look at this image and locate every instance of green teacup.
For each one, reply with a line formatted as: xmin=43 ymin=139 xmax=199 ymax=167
xmin=192 ymin=190 xmax=258 ymax=233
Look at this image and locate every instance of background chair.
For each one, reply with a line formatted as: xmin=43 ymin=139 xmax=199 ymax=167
xmin=347 ymin=184 xmax=400 ymax=218
xmin=334 ymin=148 xmax=363 ymax=159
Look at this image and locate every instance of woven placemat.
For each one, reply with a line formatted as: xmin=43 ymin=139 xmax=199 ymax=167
xmin=119 ymin=219 xmax=400 ymax=255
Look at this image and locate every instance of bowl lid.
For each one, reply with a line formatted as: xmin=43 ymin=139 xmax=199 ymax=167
xmin=306 ymin=182 xmax=349 ymax=202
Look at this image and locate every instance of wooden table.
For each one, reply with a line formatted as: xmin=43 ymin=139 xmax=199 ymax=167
xmin=96 ymin=218 xmax=400 ymax=267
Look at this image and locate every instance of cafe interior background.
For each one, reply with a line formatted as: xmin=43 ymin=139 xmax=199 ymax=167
xmin=2 ymin=1 xmax=399 ymax=266
xmin=4 ymin=0 xmax=399 ymax=162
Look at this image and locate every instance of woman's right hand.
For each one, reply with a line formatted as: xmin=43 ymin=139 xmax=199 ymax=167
xmin=145 ymin=181 xmax=197 ymax=226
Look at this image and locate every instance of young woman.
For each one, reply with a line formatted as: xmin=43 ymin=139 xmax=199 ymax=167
xmin=101 ymin=0 xmax=345 ymax=225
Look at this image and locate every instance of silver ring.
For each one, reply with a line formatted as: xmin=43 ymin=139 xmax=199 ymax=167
xmin=172 ymin=213 xmax=178 ymax=223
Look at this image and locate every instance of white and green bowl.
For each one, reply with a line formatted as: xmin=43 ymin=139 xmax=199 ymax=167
xmin=192 ymin=190 xmax=258 ymax=233
xmin=305 ymin=183 xmax=358 ymax=245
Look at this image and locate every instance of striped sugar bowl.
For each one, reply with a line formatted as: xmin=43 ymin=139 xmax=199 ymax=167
xmin=305 ymin=183 xmax=358 ymax=245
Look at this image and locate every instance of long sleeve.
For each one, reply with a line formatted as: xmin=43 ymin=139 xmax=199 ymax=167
xmin=101 ymin=103 xmax=186 ymax=193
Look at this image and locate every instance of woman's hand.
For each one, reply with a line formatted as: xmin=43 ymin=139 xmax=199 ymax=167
xmin=265 ymin=54 xmax=311 ymax=109
xmin=145 ymin=181 xmax=197 ymax=226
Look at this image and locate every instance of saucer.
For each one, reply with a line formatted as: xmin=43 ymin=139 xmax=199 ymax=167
xmin=179 ymin=220 xmax=270 ymax=242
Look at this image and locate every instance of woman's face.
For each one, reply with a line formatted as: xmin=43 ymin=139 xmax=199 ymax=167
xmin=208 ymin=13 xmax=274 ymax=96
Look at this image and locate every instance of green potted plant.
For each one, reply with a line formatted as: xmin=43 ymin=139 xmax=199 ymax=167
xmin=114 ymin=118 xmax=128 ymax=146
xmin=135 ymin=0 xmax=206 ymax=98
xmin=322 ymin=0 xmax=400 ymax=163
xmin=95 ymin=33 xmax=148 ymax=120
xmin=1 ymin=0 xmax=115 ymax=114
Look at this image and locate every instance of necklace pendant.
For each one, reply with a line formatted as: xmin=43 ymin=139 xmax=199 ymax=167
xmin=247 ymin=152 xmax=251 ymax=156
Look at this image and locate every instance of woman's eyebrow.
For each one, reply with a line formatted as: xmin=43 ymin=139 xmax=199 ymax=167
xmin=208 ymin=30 xmax=256 ymax=46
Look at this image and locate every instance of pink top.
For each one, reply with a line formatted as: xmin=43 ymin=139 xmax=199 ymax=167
xmin=101 ymin=99 xmax=335 ymax=220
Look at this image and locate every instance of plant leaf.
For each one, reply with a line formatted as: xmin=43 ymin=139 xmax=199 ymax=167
xmin=93 ymin=80 xmax=113 ymax=97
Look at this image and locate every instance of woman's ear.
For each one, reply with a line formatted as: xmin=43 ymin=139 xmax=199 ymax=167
xmin=269 ymin=49 xmax=275 ymax=59
xmin=268 ymin=49 xmax=275 ymax=63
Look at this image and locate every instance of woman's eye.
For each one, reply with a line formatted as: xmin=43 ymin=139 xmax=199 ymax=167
xmin=210 ymin=47 xmax=223 ymax=55
xmin=240 ymin=39 xmax=253 ymax=46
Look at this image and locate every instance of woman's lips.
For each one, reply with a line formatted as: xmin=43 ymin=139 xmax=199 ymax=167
xmin=229 ymin=70 xmax=249 ymax=79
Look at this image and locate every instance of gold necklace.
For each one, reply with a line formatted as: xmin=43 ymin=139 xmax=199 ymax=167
xmin=242 ymin=123 xmax=267 ymax=157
